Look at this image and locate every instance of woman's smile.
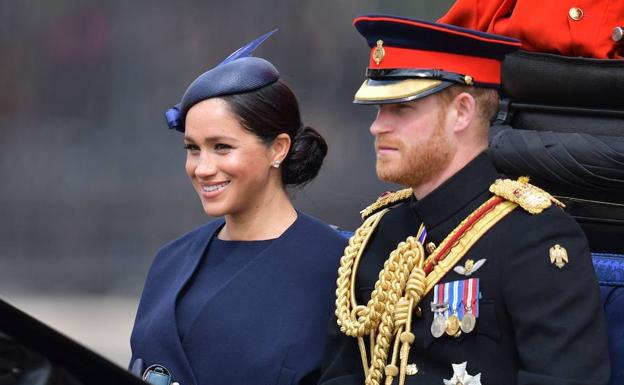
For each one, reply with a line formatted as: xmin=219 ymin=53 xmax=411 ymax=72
xmin=199 ymin=180 xmax=231 ymax=198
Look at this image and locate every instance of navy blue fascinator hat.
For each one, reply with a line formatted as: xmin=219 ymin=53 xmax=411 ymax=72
xmin=165 ymin=30 xmax=280 ymax=132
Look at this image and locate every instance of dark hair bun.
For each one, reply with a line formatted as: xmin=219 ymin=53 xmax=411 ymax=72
xmin=282 ymin=126 xmax=328 ymax=187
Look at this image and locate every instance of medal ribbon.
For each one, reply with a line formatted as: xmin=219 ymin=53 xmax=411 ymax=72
xmin=417 ymin=224 xmax=427 ymax=244
xmin=452 ymin=280 xmax=460 ymax=318
xmin=443 ymin=282 xmax=450 ymax=318
xmin=463 ymin=278 xmax=480 ymax=317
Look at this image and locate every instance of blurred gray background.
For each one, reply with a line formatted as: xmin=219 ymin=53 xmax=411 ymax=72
xmin=1 ymin=0 xmax=454 ymax=366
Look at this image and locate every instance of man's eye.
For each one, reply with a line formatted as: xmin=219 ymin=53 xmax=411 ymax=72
xmin=184 ymin=143 xmax=199 ymax=151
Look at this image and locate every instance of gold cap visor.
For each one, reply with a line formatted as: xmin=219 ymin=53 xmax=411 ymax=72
xmin=354 ymin=78 xmax=451 ymax=104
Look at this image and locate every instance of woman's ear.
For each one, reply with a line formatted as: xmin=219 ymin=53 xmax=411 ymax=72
xmin=271 ymin=133 xmax=291 ymax=165
xmin=452 ymin=92 xmax=476 ymax=133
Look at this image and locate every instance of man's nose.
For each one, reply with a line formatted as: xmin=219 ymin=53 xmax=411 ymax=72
xmin=370 ymin=107 xmax=393 ymax=136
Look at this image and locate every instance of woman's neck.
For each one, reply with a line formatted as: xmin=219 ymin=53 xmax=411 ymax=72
xmin=219 ymin=187 xmax=297 ymax=241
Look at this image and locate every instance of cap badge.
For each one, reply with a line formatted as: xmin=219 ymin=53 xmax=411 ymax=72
xmin=453 ymin=258 xmax=486 ymax=276
xmin=549 ymin=244 xmax=569 ymax=269
xmin=443 ymin=362 xmax=482 ymax=385
xmin=373 ymin=39 xmax=385 ymax=65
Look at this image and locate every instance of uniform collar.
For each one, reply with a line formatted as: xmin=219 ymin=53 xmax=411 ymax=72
xmin=409 ymin=151 xmax=499 ymax=230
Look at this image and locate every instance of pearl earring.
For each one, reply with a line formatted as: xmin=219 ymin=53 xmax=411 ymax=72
xmin=272 ymin=160 xmax=281 ymax=168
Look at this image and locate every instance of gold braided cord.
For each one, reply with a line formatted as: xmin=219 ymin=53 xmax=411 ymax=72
xmin=336 ymin=209 xmax=388 ymax=338
xmin=360 ymin=188 xmax=413 ymax=220
xmin=424 ymin=199 xmax=518 ymax=293
xmin=367 ymin=238 xmax=425 ymax=385
xmin=336 ymin=218 xmax=426 ymax=385
xmin=336 ymin=194 xmax=520 ymax=385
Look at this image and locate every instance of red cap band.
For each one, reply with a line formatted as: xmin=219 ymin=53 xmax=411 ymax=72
xmin=369 ymin=46 xmax=501 ymax=85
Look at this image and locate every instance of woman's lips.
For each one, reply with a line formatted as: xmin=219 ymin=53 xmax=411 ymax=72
xmin=199 ymin=181 xmax=230 ymax=198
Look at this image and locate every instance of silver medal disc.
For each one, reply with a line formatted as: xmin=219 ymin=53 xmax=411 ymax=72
xmin=460 ymin=312 xmax=476 ymax=333
xmin=431 ymin=315 xmax=446 ymax=338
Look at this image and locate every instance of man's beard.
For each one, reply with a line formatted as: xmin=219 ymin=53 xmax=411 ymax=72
xmin=376 ymin=112 xmax=455 ymax=188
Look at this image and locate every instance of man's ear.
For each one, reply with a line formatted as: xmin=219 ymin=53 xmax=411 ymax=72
xmin=271 ymin=133 xmax=292 ymax=164
xmin=452 ymin=92 xmax=476 ymax=133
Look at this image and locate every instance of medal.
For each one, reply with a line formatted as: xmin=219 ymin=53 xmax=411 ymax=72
xmin=431 ymin=313 xmax=447 ymax=338
xmin=430 ymin=283 xmax=448 ymax=338
xmin=445 ymin=311 xmax=461 ymax=336
xmin=431 ymin=279 xmax=480 ymax=338
xmin=445 ymin=281 xmax=461 ymax=337
xmin=460 ymin=278 xmax=479 ymax=334
xmin=461 ymin=308 xmax=476 ymax=333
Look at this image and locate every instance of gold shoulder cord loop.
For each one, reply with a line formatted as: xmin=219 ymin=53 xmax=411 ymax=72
xmin=336 ymin=206 xmax=427 ymax=385
xmin=336 ymin=209 xmax=387 ymax=375
xmin=335 ymin=181 xmax=533 ymax=385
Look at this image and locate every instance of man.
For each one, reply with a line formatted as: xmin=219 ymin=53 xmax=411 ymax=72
xmin=320 ymin=15 xmax=610 ymax=385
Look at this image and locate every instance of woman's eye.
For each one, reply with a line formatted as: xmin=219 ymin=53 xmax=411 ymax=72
xmin=214 ymin=143 xmax=233 ymax=152
xmin=184 ymin=143 xmax=199 ymax=151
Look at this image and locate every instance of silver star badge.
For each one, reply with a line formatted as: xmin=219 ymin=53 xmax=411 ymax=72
xmin=443 ymin=362 xmax=482 ymax=385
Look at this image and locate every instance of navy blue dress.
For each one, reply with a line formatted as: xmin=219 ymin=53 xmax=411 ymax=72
xmin=130 ymin=212 xmax=346 ymax=385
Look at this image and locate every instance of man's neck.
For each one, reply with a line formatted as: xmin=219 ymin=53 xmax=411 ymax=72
xmin=411 ymin=146 xmax=486 ymax=200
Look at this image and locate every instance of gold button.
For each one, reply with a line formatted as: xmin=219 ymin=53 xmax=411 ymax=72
xmin=568 ymin=7 xmax=583 ymax=21
xmin=613 ymin=26 xmax=624 ymax=42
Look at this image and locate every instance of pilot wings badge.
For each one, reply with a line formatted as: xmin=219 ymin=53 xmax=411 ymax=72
xmin=453 ymin=258 xmax=486 ymax=276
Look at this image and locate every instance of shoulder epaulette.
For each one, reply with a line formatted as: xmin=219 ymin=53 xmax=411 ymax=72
xmin=489 ymin=176 xmax=565 ymax=214
xmin=360 ymin=188 xmax=413 ymax=219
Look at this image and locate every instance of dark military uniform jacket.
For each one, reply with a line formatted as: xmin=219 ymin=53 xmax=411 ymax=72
xmin=320 ymin=152 xmax=610 ymax=385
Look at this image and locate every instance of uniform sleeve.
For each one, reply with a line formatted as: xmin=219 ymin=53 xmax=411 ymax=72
xmin=318 ymin=316 xmax=365 ymax=385
xmin=501 ymin=208 xmax=610 ymax=385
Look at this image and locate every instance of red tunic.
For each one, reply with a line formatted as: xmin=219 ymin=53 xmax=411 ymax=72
xmin=439 ymin=0 xmax=624 ymax=58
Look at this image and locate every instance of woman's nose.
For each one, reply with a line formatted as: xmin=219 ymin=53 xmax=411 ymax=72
xmin=193 ymin=153 xmax=218 ymax=178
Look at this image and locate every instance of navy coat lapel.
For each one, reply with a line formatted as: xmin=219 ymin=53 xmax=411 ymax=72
xmin=179 ymin=219 xmax=302 ymax=385
xmin=131 ymin=219 xmax=224 ymax=385
xmin=165 ymin=220 xmax=223 ymax=384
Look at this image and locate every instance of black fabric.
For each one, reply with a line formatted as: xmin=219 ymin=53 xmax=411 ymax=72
xmin=489 ymin=125 xmax=624 ymax=203
xmin=501 ymin=51 xmax=624 ymax=109
xmin=0 ymin=299 xmax=144 ymax=385
xmin=320 ymin=153 xmax=610 ymax=385
xmin=504 ymin=109 xmax=624 ymax=137
xmin=559 ymin=198 xmax=624 ymax=254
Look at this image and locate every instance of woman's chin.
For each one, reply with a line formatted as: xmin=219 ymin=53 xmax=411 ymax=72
xmin=199 ymin=200 xmax=230 ymax=218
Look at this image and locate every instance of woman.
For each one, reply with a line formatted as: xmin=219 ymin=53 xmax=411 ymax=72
xmin=129 ymin=31 xmax=346 ymax=385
